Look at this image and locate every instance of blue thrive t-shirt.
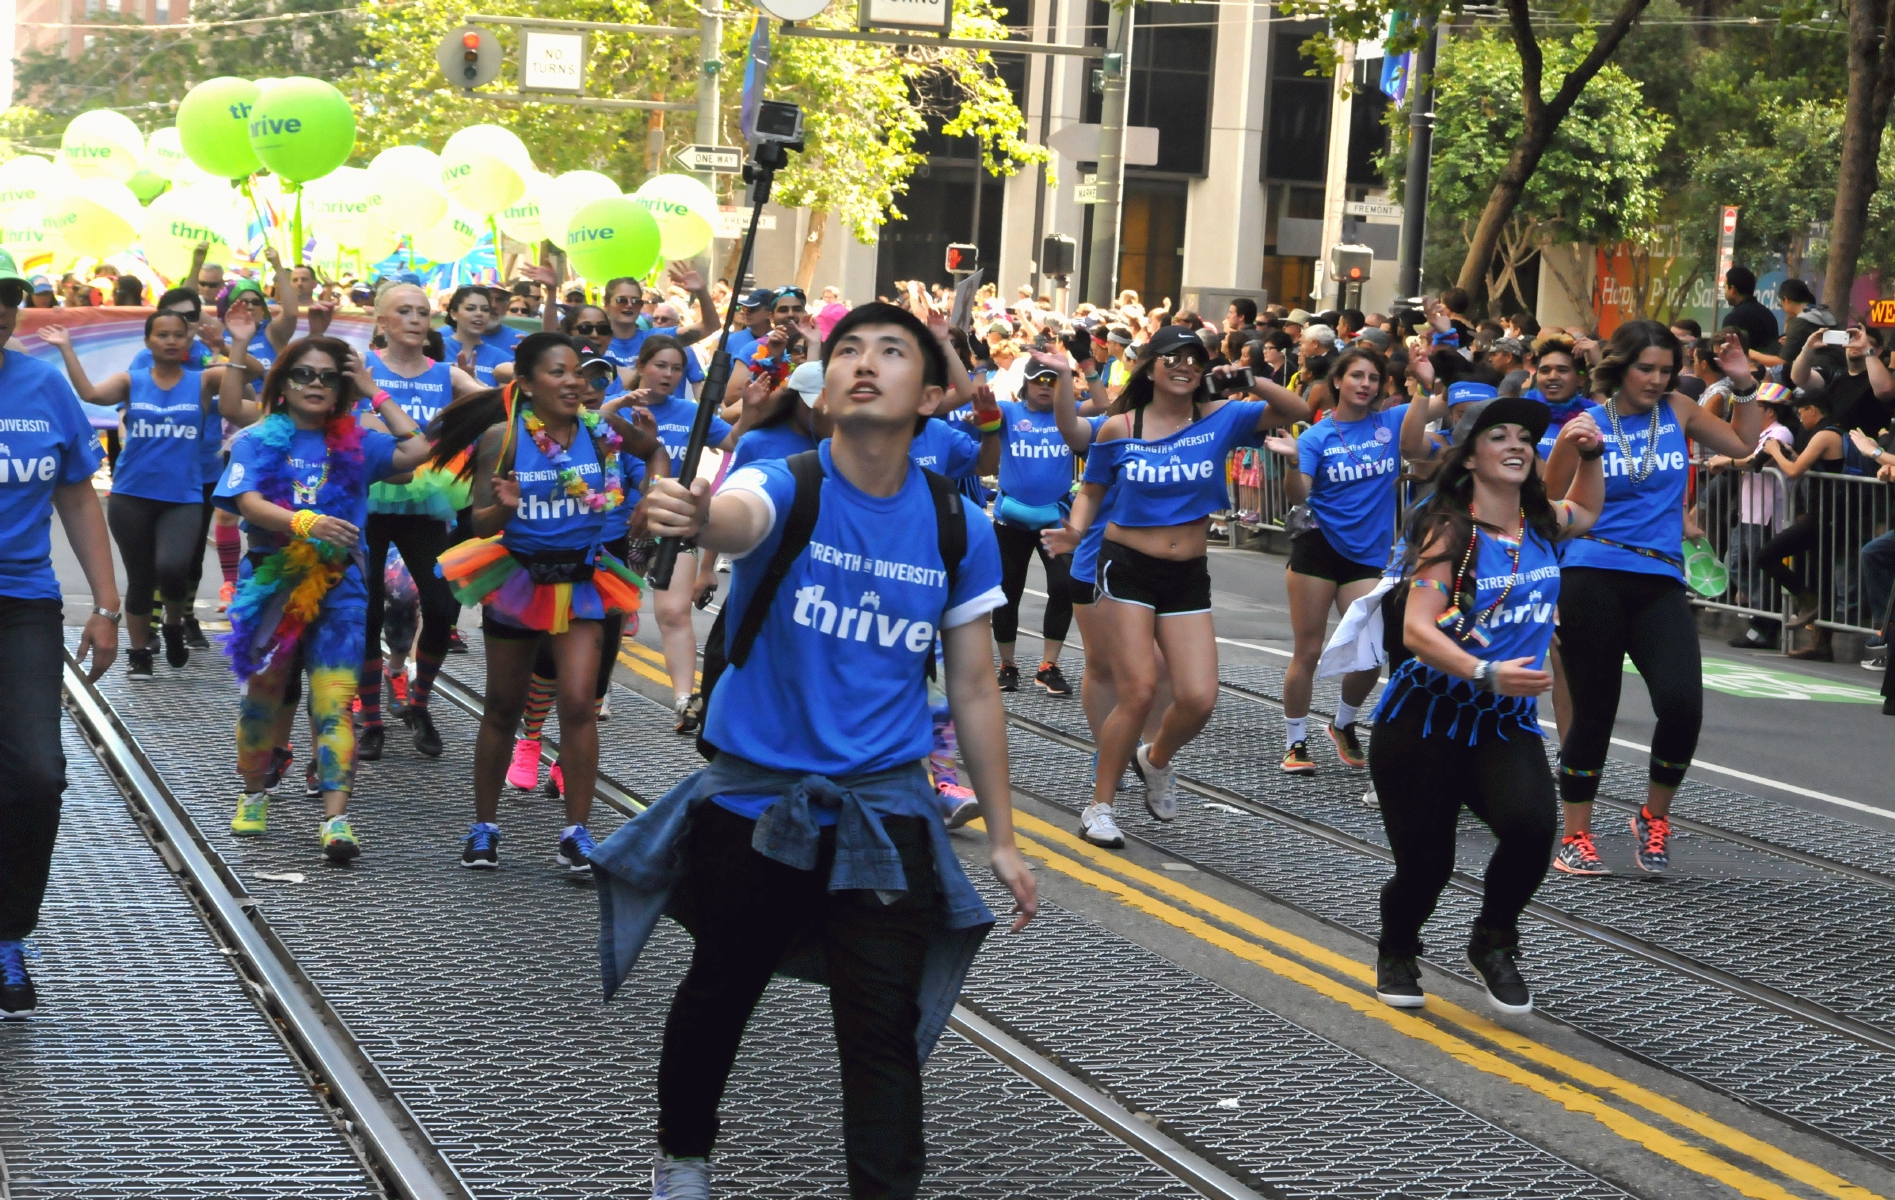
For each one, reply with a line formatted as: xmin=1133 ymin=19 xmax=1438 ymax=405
xmin=1296 ymin=404 xmax=1409 ymax=569
xmin=113 ymin=368 xmax=207 ymax=504
xmin=728 ymin=422 xmax=817 ymax=471
xmin=707 ymin=441 xmax=1005 ymax=796
xmin=909 ymin=418 xmax=981 ymax=477
xmin=1082 ymin=400 xmax=1267 ymax=527
xmin=645 ymin=394 xmax=731 ymax=474
xmin=1560 ymin=397 xmax=1691 ymax=581
xmin=995 ymin=399 xmax=1077 ymax=507
xmin=0 ymin=353 xmax=105 ymax=601
xmin=440 ymin=332 xmax=511 ymax=386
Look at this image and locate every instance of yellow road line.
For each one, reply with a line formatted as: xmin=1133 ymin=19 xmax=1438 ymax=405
xmin=616 ymin=651 xmax=674 ymax=689
xmin=1001 ymin=812 xmax=1879 ymax=1200
xmin=619 ymin=639 xmax=702 ymax=685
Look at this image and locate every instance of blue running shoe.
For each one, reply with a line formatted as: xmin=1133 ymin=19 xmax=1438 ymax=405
xmin=461 ymin=822 xmax=501 ymax=869
xmin=557 ymin=823 xmax=597 ymax=873
xmin=1 ymin=939 xmax=39 ymax=1019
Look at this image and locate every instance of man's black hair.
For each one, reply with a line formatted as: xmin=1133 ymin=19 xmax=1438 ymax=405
xmin=820 ymin=301 xmax=947 ymax=389
xmin=1779 ymin=277 xmax=1815 ymax=305
xmin=1726 ymin=266 xmax=1757 ymax=295
xmin=1230 ymin=297 xmax=1257 ymax=323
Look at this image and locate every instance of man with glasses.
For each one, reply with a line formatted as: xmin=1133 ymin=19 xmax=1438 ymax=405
xmin=196 ymin=263 xmax=226 ymax=306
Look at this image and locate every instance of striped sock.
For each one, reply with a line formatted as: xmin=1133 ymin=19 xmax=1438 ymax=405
xmin=215 ymin=524 xmax=242 ymax=584
xmin=358 ymin=657 xmax=384 ymax=729
xmin=521 ymin=674 xmax=556 ymax=742
xmin=410 ymin=647 xmax=444 ymax=712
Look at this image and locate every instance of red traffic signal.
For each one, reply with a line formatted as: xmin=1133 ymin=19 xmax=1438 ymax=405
xmin=437 ymin=25 xmax=501 ymax=89
xmin=945 ymin=243 xmax=979 ymax=274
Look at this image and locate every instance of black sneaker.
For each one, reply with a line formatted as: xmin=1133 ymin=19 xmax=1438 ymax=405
xmin=1375 ymin=956 xmax=1425 ymax=1008
xmin=461 ymin=822 xmax=500 ymax=868
xmin=357 ymin=724 xmax=384 ymax=762
xmin=447 ymin=628 xmax=469 ymax=654
xmin=263 ymin=745 xmax=293 ymax=790
xmin=161 ymin=621 xmax=190 ymax=669
xmin=405 ymin=706 xmax=444 ymax=758
xmin=0 ymin=940 xmax=37 ymax=1019
xmin=304 ymin=758 xmax=322 ymax=799
xmin=1728 ymin=626 xmax=1776 ymax=650
xmin=182 ymin=614 xmax=210 ymax=650
xmin=1466 ymin=934 xmax=1533 ymax=1015
xmin=996 ymin=663 xmax=1019 ymax=692
xmin=1035 ymin=663 xmax=1072 ymax=696
xmin=126 ymin=648 xmax=155 ymax=681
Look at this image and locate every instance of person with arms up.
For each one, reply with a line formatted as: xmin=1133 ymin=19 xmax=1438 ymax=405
xmin=590 ymin=302 xmax=1037 ymax=1200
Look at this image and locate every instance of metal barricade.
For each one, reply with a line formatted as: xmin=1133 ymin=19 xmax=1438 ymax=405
xmin=1226 ymin=447 xmax=1292 ymax=531
xmin=1800 ymin=469 xmax=1893 ymax=635
xmin=1690 ymin=457 xmax=1792 ymax=626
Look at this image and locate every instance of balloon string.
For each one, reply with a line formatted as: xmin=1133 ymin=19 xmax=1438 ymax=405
xmin=291 ymin=184 xmax=304 ymax=267
xmin=240 ymin=177 xmax=276 ymax=267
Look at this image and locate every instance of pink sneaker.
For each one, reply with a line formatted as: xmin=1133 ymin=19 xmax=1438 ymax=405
xmin=546 ymin=763 xmax=565 ymax=799
xmin=939 ymin=782 xmax=981 ymax=829
xmin=507 ymin=738 xmax=541 ymax=790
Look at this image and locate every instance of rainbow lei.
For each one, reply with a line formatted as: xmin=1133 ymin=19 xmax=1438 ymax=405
xmin=221 ymin=413 xmax=365 ymax=682
xmin=523 ymin=406 xmax=625 ymax=512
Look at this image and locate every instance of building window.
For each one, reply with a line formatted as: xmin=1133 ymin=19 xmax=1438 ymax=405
xmin=157 ymin=0 xmax=172 ymax=21
xmin=1348 ymin=56 xmax=1392 ymax=186
xmin=1085 ymin=1 xmax=1216 ymax=177
xmin=1265 ymin=21 xmax=1330 ymax=183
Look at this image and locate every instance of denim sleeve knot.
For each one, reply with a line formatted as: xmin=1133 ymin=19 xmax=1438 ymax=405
xmin=752 ymin=775 xmax=909 ymax=900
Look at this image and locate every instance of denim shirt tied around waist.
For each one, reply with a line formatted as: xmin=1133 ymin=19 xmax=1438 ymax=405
xmin=589 ymin=753 xmax=996 ymax=1063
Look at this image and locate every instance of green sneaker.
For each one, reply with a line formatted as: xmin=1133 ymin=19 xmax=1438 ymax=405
xmin=230 ymin=792 xmax=269 ymax=836
xmin=320 ymin=816 xmax=361 ymax=863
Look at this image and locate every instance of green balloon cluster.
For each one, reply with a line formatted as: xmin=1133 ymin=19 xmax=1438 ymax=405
xmin=175 ymin=77 xmax=262 ymax=180
xmin=564 ymin=196 xmax=661 ymax=282
xmin=247 ymin=77 xmax=356 ymax=183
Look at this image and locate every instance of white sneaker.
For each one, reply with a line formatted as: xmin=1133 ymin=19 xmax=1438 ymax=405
xmin=653 ymin=1154 xmax=711 ymax=1199
xmin=598 ymin=693 xmax=613 ymax=722
xmin=1080 ymin=803 xmax=1125 ymax=848
xmin=1361 ymin=787 xmax=1379 ymax=809
xmin=1137 ymin=744 xmax=1178 ymax=821
xmin=715 ymin=553 xmax=731 ymax=574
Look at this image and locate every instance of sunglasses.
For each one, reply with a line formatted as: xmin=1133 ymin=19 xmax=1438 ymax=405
xmin=609 ymin=294 xmax=641 ymax=305
xmin=1157 ymin=351 xmax=1207 ymax=370
xmin=572 ymin=322 xmax=611 ymax=336
xmin=651 ymin=315 xmax=679 ymax=326
xmin=286 ymin=366 xmax=342 ymax=388
xmin=584 ymin=373 xmax=611 ymax=391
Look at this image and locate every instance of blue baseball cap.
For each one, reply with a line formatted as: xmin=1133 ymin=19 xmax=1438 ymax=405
xmin=1445 ymin=380 xmax=1498 ymax=408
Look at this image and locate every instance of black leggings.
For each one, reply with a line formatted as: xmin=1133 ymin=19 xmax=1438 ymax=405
xmin=993 ymin=521 xmax=1073 ymax=647
xmin=186 ymin=478 xmax=217 ymax=597
xmin=1556 ymin=567 xmax=1702 ymax=805
xmin=107 ymin=494 xmax=205 ymax=619
xmin=1369 ymin=699 xmax=1558 ymax=956
xmin=363 ymin=513 xmax=457 ymax=663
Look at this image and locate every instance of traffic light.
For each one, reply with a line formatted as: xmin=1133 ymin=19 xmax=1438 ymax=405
xmin=436 ymin=25 xmax=501 ymax=89
xmin=1039 ymin=234 xmax=1076 ymax=277
xmin=1330 ymin=244 xmax=1373 ymax=284
xmin=945 ymin=243 xmax=979 ymax=274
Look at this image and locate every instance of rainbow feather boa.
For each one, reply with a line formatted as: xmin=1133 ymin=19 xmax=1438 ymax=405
xmin=221 ymin=413 xmax=365 ymax=682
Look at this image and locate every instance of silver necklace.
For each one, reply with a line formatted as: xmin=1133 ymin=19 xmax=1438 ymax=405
xmin=1605 ymin=395 xmax=1662 ymax=484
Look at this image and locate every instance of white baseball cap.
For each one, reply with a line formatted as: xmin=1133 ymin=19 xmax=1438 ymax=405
xmin=787 ymin=360 xmax=826 ymax=407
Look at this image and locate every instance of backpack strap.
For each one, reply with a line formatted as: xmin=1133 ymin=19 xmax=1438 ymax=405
xmin=727 ymin=449 xmax=825 ymax=668
xmin=920 ymin=466 xmax=968 ymax=681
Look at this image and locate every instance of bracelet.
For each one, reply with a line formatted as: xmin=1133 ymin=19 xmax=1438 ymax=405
xmin=1578 ymin=445 xmax=1606 ymax=461
xmin=290 ymin=509 xmax=320 ymax=539
xmin=372 ymin=390 xmax=393 ymax=408
xmin=92 ymin=605 xmax=121 ymax=625
xmin=974 ymin=411 xmax=1003 ymax=435
xmin=1472 ymin=659 xmax=1498 ymax=693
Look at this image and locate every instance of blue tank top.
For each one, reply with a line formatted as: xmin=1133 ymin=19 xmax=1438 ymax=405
xmin=368 ymin=352 xmax=455 ymax=431
xmin=198 ymin=404 xmax=225 ymax=486
xmin=440 ymin=332 xmax=511 ymax=386
xmin=246 ymin=332 xmax=278 ymax=374
xmin=1560 ymin=396 xmax=1690 ymax=580
xmin=996 ymin=400 xmax=1078 ymax=507
xmin=1081 ymin=400 xmax=1266 ymax=527
xmin=115 ymin=368 xmax=206 ymax=504
xmin=502 ymin=410 xmax=611 ymax=554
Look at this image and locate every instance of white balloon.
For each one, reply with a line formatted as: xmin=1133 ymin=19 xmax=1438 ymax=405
xmin=537 ymin=170 xmax=620 ymax=254
xmin=633 ymin=173 xmax=717 ymax=260
xmin=46 ymin=178 xmax=144 ymax=258
xmin=61 ymin=109 xmax=146 ymax=183
xmin=410 ymin=202 xmax=480 ymax=263
xmin=304 ymin=166 xmax=382 ymax=250
xmin=366 ymin=145 xmax=448 ymax=234
xmin=0 ymin=203 xmax=56 ymax=266
xmin=0 ymin=156 xmax=63 ymax=216
xmin=144 ymin=127 xmax=192 ymax=182
xmin=439 ymin=124 xmax=534 ymax=217
xmin=496 ymin=170 xmax=548 ymax=244
xmin=140 ymin=182 xmax=242 ymax=281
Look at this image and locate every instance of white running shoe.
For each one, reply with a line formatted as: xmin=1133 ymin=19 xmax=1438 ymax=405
xmin=598 ymin=693 xmax=613 ymax=721
xmin=1138 ymin=744 xmax=1178 ymax=822
xmin=1361 ymin=786 xmax=1379 ymax=809
xmin=1080 ymin=803 xmax=1126 ymax=848
xmin=652 ymin=1154 xmax=711 ymax=1199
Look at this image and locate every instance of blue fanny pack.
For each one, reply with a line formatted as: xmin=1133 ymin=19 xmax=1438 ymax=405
xmin=994 ymin=491 xmax=1070 ymax=530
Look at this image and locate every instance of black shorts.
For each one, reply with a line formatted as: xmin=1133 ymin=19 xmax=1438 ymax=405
xmin=1095 ymin=540 xmax=1212 ymax=616
xmin=482 ymin=609 xmax=544 ymax=641
xmin=1068 ymin=571 xmax=1097 ymax=608
xmin=1288 ymin=528 xmax=1382 ymax=585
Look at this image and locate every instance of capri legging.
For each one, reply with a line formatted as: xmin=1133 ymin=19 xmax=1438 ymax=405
xmin=1554 ymin=567 xmax=1702 ymax=805
xmin=993 ymin=522 xmax=1074 ymax=647
xmin=106 ymin=495 xmax=205 ymax=618
xmin=362 ymin=514 xmax=458 ymax=678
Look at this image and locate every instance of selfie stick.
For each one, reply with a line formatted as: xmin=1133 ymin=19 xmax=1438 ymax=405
xmin=647 ymin=133 xmax=801 ymax=590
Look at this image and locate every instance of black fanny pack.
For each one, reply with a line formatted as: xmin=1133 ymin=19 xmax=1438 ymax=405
xmin=512 ymin=548 xmax=594 ymax=584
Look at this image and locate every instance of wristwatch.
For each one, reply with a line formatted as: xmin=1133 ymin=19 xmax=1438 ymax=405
xmin=92 ymin=606 xmax=121 ymax=625
xmin=1472 ymin=659 xmax=1498 ymax=693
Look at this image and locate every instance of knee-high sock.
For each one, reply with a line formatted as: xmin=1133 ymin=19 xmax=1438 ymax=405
xmin=410 ymin=646 xmax=444 ymax=712
xmin=521 ymin=673 xmax=556 ymax=742
xmin=358 ymin=656 xmax=384 ymax=728
xmin=215 ymin=523 xmax=242 ymax=585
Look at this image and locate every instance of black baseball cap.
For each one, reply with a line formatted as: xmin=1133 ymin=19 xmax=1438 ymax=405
xmin=1451 ymin=396 xmax=1551 ymax=447
xmin=1143 ymin=324 xmax=1210 ymax=360
xmin=1022 ymin=360 xmax=1062 ymax=383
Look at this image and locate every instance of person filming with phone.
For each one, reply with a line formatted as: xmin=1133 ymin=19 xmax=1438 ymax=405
xmin=1790 ymin=323 xmax=1895 ymax=435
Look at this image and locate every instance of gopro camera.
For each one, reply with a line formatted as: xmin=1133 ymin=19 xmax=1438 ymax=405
xmin=752 ymin=100 xmax=805 ymax=147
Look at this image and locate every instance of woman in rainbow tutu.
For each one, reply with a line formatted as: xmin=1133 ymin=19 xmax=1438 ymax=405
xmin=430 ymin=332 xmax=662 ymax=872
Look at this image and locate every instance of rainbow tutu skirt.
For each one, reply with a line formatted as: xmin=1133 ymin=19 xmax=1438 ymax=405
xmin=437 ymin=535 xmax=643 ymax=634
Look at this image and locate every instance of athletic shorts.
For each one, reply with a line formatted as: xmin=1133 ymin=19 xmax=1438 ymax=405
xmin=1288 ymin=528 xmax=1382 ymax=586
xmin=1095 ymin=540 xmax=1212 ymax=616
xmin=482 ymin=609 xmax=544 ymax=641
xmin=1068 ymin=571 xmax=1097 ymax=608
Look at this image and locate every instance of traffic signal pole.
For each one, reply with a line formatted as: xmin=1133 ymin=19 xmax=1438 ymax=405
xmin=1395 ymin=16 xmax=1438 ymax=301
xmin=1083 ymin=0 xmax=1134 ymax=307
xmin=697 ymin=0 xmax=724 ymax=191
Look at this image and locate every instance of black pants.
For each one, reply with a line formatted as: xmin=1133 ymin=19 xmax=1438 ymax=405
xmin=658 ymin=804 xmax=937 ymax=1199
xmin=1556 ymin=568 xmax=1702 ymax=805
xmin=363 ymin=513 xmax=457 ymax=664
xmin=106 ymin=494 xmax=205 ymax=619
xmin=992 ymin=521 xmax=1072 ymax=647
xmin=0 ymin=600 xmax=69 ymax=939
xmin=1370 ymin=698 xmax=1557 ymax=957
xmin=186 ymin=479 xmax=217 ymax=598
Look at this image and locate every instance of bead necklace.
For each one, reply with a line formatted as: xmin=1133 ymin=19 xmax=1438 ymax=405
xmin=1433 ymin=507 xmax=1524 ymax=649
xmin=523 ymin=406 xmax=625 ymax=512
xmin=1604 ymin=395 xmax=1662 ymax=485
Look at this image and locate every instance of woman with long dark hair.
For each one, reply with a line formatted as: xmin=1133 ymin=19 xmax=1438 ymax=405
xmin=1544 ymin=321 xmax=1762 ymax=876
xmin=215 ymin=336 xmax=432 ymax=862
xmin=1372 ymin=400 xmax=1606 ymax=1014
xmin=439 ymin=284 xmax=513 ymax=385
xmin=1048 ymin=326 xmax=1306 ymax=847
xmin=432 ymin=333 xmax=661 ymax=871
xmin=1262 ymin=347 xmax=1405 ymax=776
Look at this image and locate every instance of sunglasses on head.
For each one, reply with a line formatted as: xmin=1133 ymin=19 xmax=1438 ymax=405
xmin=572 ymin=322 xmax=611 ymax=336
xmin=286 ymin=365 xmax=342 ymax=388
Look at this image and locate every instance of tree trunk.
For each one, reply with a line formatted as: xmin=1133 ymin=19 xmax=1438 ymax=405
xmin=1823 ymin=0 xmax=1895 ymax=316
xmin=1454 ymin=0 xmax=1655 ymax=314
xmin=795 ymin=209 xmax=828 ymax=292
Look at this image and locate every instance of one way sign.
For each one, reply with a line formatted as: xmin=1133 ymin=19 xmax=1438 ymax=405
xmin=675 ymin=144 xmax=742 ymax=174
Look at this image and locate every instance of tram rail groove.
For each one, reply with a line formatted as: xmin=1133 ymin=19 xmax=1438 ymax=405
xmin=60 ymin=655 xmax=477 ymax=1200
xmin=433 ymin=663 xmax=1278 ymax=1200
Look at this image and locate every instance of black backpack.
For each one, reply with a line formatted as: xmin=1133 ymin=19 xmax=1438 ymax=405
xmin=693 ymin=449 xmax=969 ymax=761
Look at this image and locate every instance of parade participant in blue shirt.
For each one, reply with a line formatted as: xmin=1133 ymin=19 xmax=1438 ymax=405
xmin=1543 ymin=323 xmax=1762 ymax=877
xmin=1371 ymin=396 xmax=1605 ymax=1016
xmin=722 ymin=286 xmax=776 ymax=365
xmin=1052 ymin=325 xmax=1306 ymax=846
xmin=725 ymin=359 xmax=830 ymax=470
xmin=1265 ymin=347 xmax=1409 ymax=777
xmin=0 ymin=252 xmax=122 ymax=1020
xmin=215 ymin=335 xmax=433 ymax=864
xmin=1527 ymin=332 xmax=1589 ymax=460
xmin=989 ymin=354 xmax=1085 ymax=698
xmin=42 ymin=313 xmax=230 ymax=678
xmin=594 ymin=301 xmax=1036 ymax=1200
xmin=439 ymin=285 xmax=514 ymax=386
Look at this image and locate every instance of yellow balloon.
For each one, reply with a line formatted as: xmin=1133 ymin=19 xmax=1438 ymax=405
xmin=0 ymin=156 xmax=62 ymax=215
xmin=366 ymin=145 xmax=448 ymax=234
xmin=440 ymin=124 xmax=533 ymax=218
xmin=410 ymin=203 xmax=480 ymax=263
xmin=496 ymin=170 xmax=547 ymax=244
xmin=354 ymin=219 xmax=406 ymax=263
xmin=633 ymin=173 xmax=717 ymax=260
xmin=304 ymin=166 xmax=380 ymax=249
xmin=537 ymin=170 xmax=620 ymax=253
xmin=140 ymin=183 xmax=241 ymax=282
xmin=0 ymin=203 xmax=56 ymax=265
xmin=61 ymin=109 xmax=146 ymax=183
xmin=47 ymin=179 xmax=143 ymax=259
xmin=144 ymin=126 xmax=192 ymax=182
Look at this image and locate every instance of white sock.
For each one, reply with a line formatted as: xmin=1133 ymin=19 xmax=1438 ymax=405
xmin=1285 ymin=717 xmax=1308 ymax=747
xmin=1334 ymin=701 xmax=1361 ymax=728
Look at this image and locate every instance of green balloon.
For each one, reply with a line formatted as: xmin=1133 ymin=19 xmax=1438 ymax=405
xmin=563 ymin=196 xmax=660 ymax=283
xmin=127 ymin=168 xmax=170 ymax=203
xmin=247 ymin=76 xmax=355 ymax=184
xmin=176 ymin=76 xmax=262 ymax=180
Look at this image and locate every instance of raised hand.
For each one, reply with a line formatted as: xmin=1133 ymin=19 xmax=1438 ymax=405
xmin=37 ymin=324 xmax=71 ymax=350
xmin=668 ymin=263 xmax=706 ymax=292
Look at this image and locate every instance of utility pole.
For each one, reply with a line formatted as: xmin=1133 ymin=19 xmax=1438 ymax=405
xmin=1084 ymin=0 xmax=1134 ymax=307
xmin=696 ymin=0 xmax=724 ymax=191
xmin=1395 ymin=15 xmax=1438 ymax=300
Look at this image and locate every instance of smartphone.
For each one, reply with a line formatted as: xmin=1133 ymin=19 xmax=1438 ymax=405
xmin=1823 ymin=329 xmax=1852 ymax=346
xmin=1214 ymin=365 xmax=1255 ymax=391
